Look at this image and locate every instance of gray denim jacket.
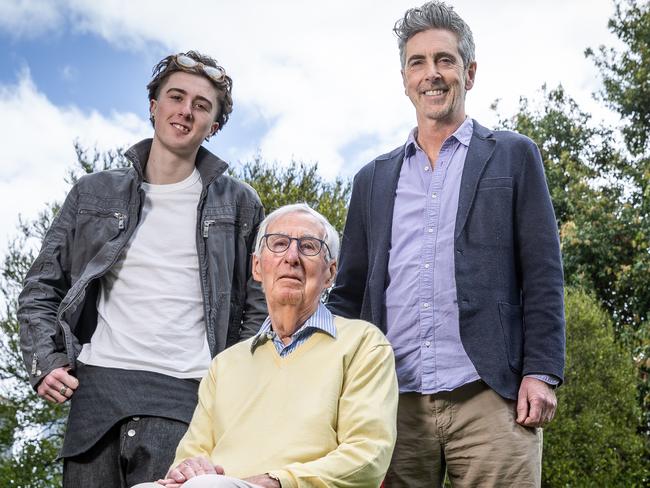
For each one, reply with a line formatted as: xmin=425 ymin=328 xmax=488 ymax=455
xmin=18 ymin=139 xmax=267 ymax=388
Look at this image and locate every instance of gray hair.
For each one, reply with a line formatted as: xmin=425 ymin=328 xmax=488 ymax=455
xmin=394 ymin=1 xmax=475 ymax=69
xmin=254 ymin=203 xmax=339 ymax=264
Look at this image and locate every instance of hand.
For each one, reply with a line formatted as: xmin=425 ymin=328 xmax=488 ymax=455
xmin=516 ymin=376 xmax=557 ymax=428
xmin=36 ymin=366 xmax=79 ymax=403
xmin=243 ymin=474 xmax=280 ymax=488
xmin=162 ymin=456 xmax=225 ymax=486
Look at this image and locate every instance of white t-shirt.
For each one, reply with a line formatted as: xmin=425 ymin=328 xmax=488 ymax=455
xmin=78 ymin=168 xmax=211 ymax=379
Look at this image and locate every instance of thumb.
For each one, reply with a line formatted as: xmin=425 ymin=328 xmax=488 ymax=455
xmin=516 ymin=389 xmax=529 ymax=424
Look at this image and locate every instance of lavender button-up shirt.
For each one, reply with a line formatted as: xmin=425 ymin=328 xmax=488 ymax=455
xmin=385 ymin=117 xmax=480 ymax=394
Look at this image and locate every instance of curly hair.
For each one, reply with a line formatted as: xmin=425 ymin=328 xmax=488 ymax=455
xmin=146 ymin=50 xmax=233 ymax=132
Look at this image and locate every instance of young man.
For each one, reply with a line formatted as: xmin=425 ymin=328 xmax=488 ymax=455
xmin=328 ymin=2 xmax=565 ymax=486
xmin=18 ymin=51 xmax=267 ymax=487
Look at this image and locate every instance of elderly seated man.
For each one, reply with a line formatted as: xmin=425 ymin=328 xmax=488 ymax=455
xmin=135 ymin=203 xmax=398 ymax=488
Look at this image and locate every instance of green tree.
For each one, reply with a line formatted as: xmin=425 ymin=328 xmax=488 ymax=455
xmin=230 ymin=155 xmax=350 ymax=233
xmin=543 ymin=288 xmax=647 ymax=486
xmin=0 ymin=211 xmax=67 ymax=487
xmin=587 ymin=0 xmax=650 ymax=159
xmin=0 ymin=145 xmax=350 ymax=485
xmin=587 ymin=0 xmax=650 ymax=434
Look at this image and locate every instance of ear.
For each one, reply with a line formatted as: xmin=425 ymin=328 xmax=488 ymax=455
xmin=401 ymin=68 xmax=408 ymax=96
xmin=464 ymin=61 xmax=477 ymax=91
xmin=209 ymin=121 xmax=219 ymax=136
xmin=252 ymin=254 xmax=262 ymax=283
xmin=325 ymin=261 xmax=337 ymax=288
xmin=149 ymin=98 xmax=157 ymax=115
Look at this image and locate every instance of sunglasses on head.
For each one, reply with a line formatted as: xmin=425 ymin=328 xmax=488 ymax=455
xmin=173 ymin=54 xmax=226 ymax=83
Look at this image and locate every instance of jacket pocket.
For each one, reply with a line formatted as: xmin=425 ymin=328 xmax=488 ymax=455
xmin=201 ymin=215 xmax=251 ymax=238
xmin=477 ymin=176 xmax=513 ymax=190
xmin=498 ymin=301 xmax=523 ymax=374
xmin=72 ymin=208 xmax=128 ymax=280
xmin=77 ymin=208 xmax=127 ymax=236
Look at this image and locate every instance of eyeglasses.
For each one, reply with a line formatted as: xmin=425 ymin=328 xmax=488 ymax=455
xmin=263 ymin=233 xmax=331 ymax=258
xmin=173 ymin=54 xmax=226 ymax=83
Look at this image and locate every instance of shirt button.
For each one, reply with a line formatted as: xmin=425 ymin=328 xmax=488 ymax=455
xmin=127 ymin=429 xmax=136 ymax=437
xmin=428 ymin=228 xmax=434 ymax=233
xmin=425 ymin=341 xmax=431 ymax=347
xmin=424 ymin=263 xmax=430 ymax=269
xmin=432 ymin=193 xmax=437 ymax=199
xmin=35 ymin=370 xmax=42 ymax=376
xmin=132 ymin=417 xmax=140 ymax=421
xmin=424 ymin=166 xmax=430 ymax=171
xmin=423 ymin=302 xmax=430 ymax=308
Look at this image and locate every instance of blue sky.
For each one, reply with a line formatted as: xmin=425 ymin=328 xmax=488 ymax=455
xmin=0 ymin=0 xmax=618 ymax=257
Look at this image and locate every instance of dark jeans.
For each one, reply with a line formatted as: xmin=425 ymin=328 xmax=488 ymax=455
xmin=63 ymin=416 xmax=188 ymax=488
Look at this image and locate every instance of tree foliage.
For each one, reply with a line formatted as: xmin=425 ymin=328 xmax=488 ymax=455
xmin=587 ymin=0 xmax=650 ymax=158
xmin=586 ymin=0 xmax=650 ymax=436
xmin=495 ymin=0 xmax=650 ymax=463
xmin=543 ymin=288 xmax=647 ymax=486
xmin=229 ymin=155 xmax=350 ymax=234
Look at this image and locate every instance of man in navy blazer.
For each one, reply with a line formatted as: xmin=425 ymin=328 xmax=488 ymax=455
xmin=328 ymin=1 xmax=565 ymax=486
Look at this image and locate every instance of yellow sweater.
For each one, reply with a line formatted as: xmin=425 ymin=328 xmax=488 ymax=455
xmin=173 ymin=316 xmax=398 ymax=488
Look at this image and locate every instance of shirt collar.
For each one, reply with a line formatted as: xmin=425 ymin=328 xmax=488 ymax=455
xmin=250 ymin=302 xmax=336 ymax=353
xmin=404 ymin=117 xmax=474 ymax=157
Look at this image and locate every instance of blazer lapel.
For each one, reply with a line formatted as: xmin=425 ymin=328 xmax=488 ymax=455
xmin=455 ymin=120 xmax=496 ymax=239
xmin=369 ymin=146 xmax=404 ymax=325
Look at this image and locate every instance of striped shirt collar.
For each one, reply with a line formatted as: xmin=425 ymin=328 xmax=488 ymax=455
xmin=250 ymin=302 xmax=336 ymax=354
xmin=405 ymin=116 xmax=474 ymax=157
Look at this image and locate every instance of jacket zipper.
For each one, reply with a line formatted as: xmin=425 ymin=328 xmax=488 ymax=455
xmin=115 ymin=212 xmax=126 ymax=230
xmin=31 ymin=353 xmax=38 ymax=375
xmin=78 ymin=209 xmax=126 ymax=230
xmin=203 ymin=219 xmax=215 ymax=238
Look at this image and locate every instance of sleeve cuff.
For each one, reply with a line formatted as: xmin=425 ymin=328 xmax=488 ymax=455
xmin=526 ymin=373 xmax=560 ymax=387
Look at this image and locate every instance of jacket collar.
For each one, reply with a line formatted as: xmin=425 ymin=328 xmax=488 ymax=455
xmin=125 ymin=138 xmax=229 ymax=187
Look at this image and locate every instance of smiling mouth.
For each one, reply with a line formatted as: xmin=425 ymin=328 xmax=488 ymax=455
xmin=171 ymin=122 xmax=190 ymax=133
xmin=423 ymin=89 xmax=446 ymax=96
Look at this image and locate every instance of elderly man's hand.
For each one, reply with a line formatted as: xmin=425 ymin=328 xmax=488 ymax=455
xmin=157 ymin=456 xmax=225 ymax=486
xmin=516 ymin=376 xmax=557 ymax=428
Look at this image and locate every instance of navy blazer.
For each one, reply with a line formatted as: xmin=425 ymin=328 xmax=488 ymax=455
xmin=328 ymin=120 xmax=565 ymax=400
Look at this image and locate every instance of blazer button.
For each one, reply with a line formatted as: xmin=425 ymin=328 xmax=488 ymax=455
xmin=456 ymin=248 xmax=464 ymax=254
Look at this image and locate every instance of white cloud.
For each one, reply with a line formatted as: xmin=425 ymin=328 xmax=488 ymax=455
xmin=49 ymin=1 xmax=618 ymax=166
xmin=0 ymin=69 xmax=150 ymax=255
xmin=0 ymin=0 xmax=65 ymax=38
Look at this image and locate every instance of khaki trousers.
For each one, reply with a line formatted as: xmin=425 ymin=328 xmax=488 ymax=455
xmin=385 ymin=381 xmax=542 ymax=488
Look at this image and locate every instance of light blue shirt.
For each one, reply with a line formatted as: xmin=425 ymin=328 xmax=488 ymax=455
xmin=385 ymin=117 xmax=479 ymax=394
xmin=250 ymin=303 xmax=336 ymax=356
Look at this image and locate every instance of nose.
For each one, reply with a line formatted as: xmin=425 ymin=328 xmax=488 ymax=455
xmin=283 ymin=239 xmax=301 ymax=263
xmin=425 ymin=60 xmax=441 ymax=82
xmin=179 ymin=100 xmax=193 ymax=119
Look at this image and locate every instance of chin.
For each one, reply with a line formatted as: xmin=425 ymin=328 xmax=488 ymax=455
xmin=276 ymin=292 xmax=303 ymax=306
